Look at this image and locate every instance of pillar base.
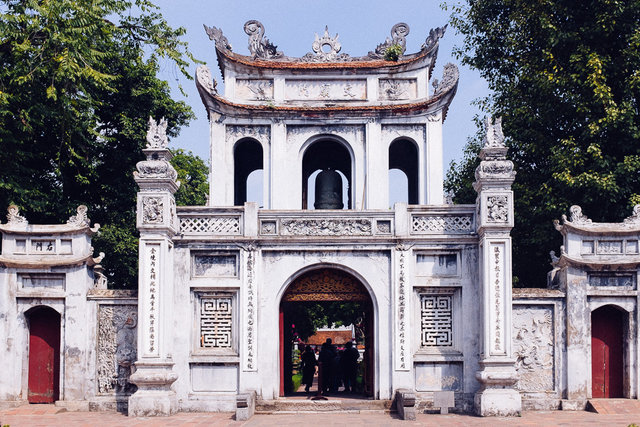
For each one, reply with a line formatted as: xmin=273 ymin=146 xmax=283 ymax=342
xmin=128 ymin=361 xmax=178 ymax=417
xmin=474 ymin=359 xmax=521 ymax=417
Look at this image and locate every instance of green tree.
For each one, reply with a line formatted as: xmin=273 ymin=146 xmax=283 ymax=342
xmin=0 ymin=0 xmax=200 ymax=288
xmin=172 ymin=149 xmax=209 ymax=206
xmin=445 ymin=0 xmax=640 ymax=287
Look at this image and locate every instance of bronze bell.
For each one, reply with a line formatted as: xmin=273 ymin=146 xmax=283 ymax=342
xmin=314 ymin=168 xmax=343 ymax=209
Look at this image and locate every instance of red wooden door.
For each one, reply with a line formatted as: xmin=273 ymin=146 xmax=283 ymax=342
xmin=591 ymin=306 xmax=624 ymax=398
xmin=27 ymin=307 xmax=60 ymax=403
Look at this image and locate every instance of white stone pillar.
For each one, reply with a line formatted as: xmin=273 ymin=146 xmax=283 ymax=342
xmin=472 ymin=117 xmax=521 ymax=416
xmin=425 ymin=112 xmax=444 ymax=204
xmin=365 ymin=121 xmax=386 ymax=209
xmin=210 ymin=115 xmax=231 ymax=206
xmin=129 ymin=118 xmax=180 ymax=416
xmin=564 ymin=269 xmax=589 ymax=407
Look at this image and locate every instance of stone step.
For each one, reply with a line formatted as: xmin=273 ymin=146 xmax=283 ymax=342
xmin=256 ymin=398 xmax=394 ymax=414
xmin=587 ymin=399 xmax=640 ymax=414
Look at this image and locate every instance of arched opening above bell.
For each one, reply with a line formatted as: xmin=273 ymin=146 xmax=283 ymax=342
xmin=302 ymin=138 xmax=352 ymax=209
xmin=234 ymin=138 xmax=263 ymax=206
xmin=389 ymin=138 xmax=419 ymax=205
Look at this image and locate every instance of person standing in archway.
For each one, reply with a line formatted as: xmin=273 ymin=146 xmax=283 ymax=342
xmin=318 ymin=338 xmax=336 ymax=393
xmin=341 ymin=341 xmax=360 ymax=393
xmin=300 ymin=345 xmax=317 ymax=393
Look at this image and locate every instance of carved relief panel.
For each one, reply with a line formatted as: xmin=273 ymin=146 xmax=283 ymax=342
xmin=512 ymin=305 xmax=555 ymax=392
xmin=235 ymin=79 xmax=274 ymax=101
xmin=96 ymin=304 xmax=138 ymax=395
xmin=480 ymin=192 xmax=513 ymax=227
xmin=284 ymin=79 xmax=367 ymax=101
xmin=378 ymin=79 xmax=417 ymax=101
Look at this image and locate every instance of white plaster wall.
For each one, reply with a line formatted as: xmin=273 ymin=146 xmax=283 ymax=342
xmin=168 ymin=245 xmax=394 ymax=407
xmin=410 ymin=243 xmax=482 ymax=405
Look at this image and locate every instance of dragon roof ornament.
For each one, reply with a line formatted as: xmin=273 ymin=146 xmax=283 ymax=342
xmin=67 ymin=205 xmax=91 ymax=227
xmin=623 ymin=205 xmax=640 ymax=226
xmin=204 ymin=24 xmax=232 ymax=51
xmin=368 ymin=23 xmax=410 ymax=59
xmin=562 ymin=205 xmax=592 ymax=226
xmin=244 ymin=20 xmax=283 ymax=59
xmin=6 ymin=205 xmax=27 ymax=225
xmin=422 ymin=25 xmax=447 ymax=51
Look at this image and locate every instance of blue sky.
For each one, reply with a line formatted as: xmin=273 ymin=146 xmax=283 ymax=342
xmin=153 ymin=0 xmax=488 ymax=177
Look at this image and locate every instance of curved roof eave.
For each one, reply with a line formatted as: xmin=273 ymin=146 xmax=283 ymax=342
xmin=215 ymin=43 xmax=438 ymax=77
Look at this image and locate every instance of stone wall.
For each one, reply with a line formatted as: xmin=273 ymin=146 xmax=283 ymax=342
xmin=88 ymin=290 xmax=138 ymax=412
xmin=512 ymin=288 xmax=565 ymax=410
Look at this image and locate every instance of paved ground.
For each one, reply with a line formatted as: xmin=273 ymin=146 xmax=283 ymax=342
xmin=2 ymin=405 xmax=640 ymax=427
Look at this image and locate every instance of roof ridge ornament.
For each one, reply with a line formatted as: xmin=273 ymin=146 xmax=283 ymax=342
xmin=562 ymin=205 xmax=592 ymax=225
xmin=302 ymin=26 xmax=351 ymax=62
xmin=422 ymin=25 xmax=447 ymax=52
xmin=146 ymin=117 xmax=168 ymax=149
xmin=244 ymin=20 xmax=283 ymax=59
xmin=204 ymin=24 xmax=232 ymax=51
xmin=623 ymin=205 xmax=640 ymax=226
xmin=196 ymin=65 xmax=217 ymax=95
xmin=6 ymin=205 xmax=27 ymax=225
xmin=67 ymin=205 xmax=91 ymax=227
xmin=369 ymin=23 xmax=410 ymax=59
xmin=433 ymin=63 xmax=459 ymax=97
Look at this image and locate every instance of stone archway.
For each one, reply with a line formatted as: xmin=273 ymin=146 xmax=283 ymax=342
xmin=279 ymin=268 xmax=375 ymax=398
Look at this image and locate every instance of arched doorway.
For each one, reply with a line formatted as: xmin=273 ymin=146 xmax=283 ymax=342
xmin=279 ymin=268 xmax=374 ymax=398
xmin=26 ymin=306 xmax=61 ymax=403
xmin=591 ymin=305 xmax=624 ymax=398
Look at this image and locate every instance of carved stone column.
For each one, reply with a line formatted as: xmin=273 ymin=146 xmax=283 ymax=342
xmin=128 ymin=117 xmax=180 ymax=416
xmin=472 ymin=117 xmax=521 ymax=416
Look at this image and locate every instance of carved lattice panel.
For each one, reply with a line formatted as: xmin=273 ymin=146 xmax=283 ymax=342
xmin=411 ymin=215 xmax=473 ymax=234
xmin=283 ymin=268 xmax=370 ymax=302
xmin=180 ymin=216 xmax=241 ymax=235
xmin=420 ymin=295 xmax=453 ymax=347
xmin=200 ymin=297 xmax=233 ymax=348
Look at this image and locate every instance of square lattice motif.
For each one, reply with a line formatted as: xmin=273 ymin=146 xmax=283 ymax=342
xmin=420 ymin=295 xmax=453 ymax=347
xmin=200 ymin=296 xmax=233 ymax=348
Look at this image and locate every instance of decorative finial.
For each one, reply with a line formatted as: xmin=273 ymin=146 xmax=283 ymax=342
xmin=6 ymin=205 xmax=27 ymax=225
xmin=311 ymin=26 xmax=342 ymax=61
xmin=433 ymin=63 xmax=459 ymax=96
xmin=196 ymin=65 xmax=217 ymax=95
xmin=204 ymin=24 xmax=232 ymax=50
xmin=244 ymin=20 xmax=282 ymax=59
xmin=561 ymin=205 xmax=592 ymax=225
xmin=146 ymin=117 xmax=169 ymax=149
xmin=483 ymin=117 xmax=505 ymax=148
xmin=422 ymin=25 xmax=447 ymax=51
xmin=369 ymin=23 xmax=410 ymax=59
xmin=623 ymin=204 xmax=640 ymax=226
xmin=67 ymin=205 xmax=90 ymax=227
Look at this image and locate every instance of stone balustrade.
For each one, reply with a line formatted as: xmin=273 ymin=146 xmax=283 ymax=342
xmin=175 ymin=204 xmax=476 ymax=240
